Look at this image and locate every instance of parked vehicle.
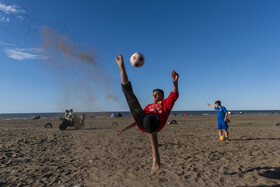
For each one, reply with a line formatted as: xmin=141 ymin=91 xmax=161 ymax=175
xmin=59 ymin=114 xmax=85 ymax=130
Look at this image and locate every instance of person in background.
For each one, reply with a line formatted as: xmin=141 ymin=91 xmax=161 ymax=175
xmin=207 ymin=101 xmax=229 ymax=140
xmin=67 ymin=109 xmax=73 ymax=124
xmin=65 ymin=110 xmax=69 ymax=119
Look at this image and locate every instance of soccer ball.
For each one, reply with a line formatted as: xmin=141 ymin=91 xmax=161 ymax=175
xmin=130 ymin=52 xmax=145 ymax=67
xmin=220 ymin=135 xmax=225 ymax=141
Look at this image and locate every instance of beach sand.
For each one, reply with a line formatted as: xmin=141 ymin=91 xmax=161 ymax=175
xmin=1 ymin=114 xmax=280 ymax=186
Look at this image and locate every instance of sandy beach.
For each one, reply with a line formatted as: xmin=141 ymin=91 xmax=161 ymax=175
xmin=1 ymin=114 xmax=280 ymax=186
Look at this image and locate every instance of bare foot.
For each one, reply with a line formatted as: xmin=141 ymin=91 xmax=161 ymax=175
xmin=151 ymin=158 xmax=160 ymax=175
xmin=115 ymin=54 xmax=124 ymax=67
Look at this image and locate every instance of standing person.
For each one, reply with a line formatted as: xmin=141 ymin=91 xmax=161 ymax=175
xmin=207 ymin=101 xmax=229 ymax=140
xmin=115 ymin=54 xmax=179 ymax=175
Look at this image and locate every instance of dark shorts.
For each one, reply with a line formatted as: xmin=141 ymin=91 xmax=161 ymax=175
xmin=122 ymin=82 xmax=160 ymax=133
xmin=143 ymin=114 xmax=160 ymax=133
xmin=217 ymin=120 xmax=228 ymax=130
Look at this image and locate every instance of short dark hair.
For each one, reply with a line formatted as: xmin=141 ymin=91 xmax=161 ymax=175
xmin=215 ymin=100 xmax=221 ymax=106
xmin=153 ymin=89 xmax=164 ymax=97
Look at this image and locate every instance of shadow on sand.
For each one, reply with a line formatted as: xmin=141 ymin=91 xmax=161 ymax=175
xmin=227 ymin=167 xmax=280 ymax=186
xmin=231 ymin=138 xmax=280 ymax=141
xmin=61 ymin=127 xmax=113 ymax=131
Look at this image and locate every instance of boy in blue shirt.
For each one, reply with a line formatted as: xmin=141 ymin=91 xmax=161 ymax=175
xmin=207 ymin=101 xmax=229 ymax=140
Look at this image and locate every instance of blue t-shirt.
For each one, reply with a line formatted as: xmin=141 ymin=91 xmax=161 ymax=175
xmin=215 ymin=106 xmax=228 ymax=120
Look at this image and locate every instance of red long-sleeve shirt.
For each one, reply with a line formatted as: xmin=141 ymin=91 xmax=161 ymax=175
xmin=138 ymin=91 xmax=179 ymax=133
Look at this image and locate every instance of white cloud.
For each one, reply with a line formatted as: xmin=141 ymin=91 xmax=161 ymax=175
xmin=0 ymin=15 xmax=9 ymax=22
xmin=0 ymin=41 xmax=10 ymax=45
xmin=0 ymin=3 xmax=25 ymax=14
xmin=17 ymin=15 xmax=23 ymax=20
xmin=5 ymin=48 xmax=47 ymax=61
xmin=0 ymin=41 xmax=13 ymax=47
xmin=0 ymin=2 xmax=25 ymax=22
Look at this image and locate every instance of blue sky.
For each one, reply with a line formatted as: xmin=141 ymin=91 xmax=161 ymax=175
xmin=0 ymin=0 xmax=280 ymax=113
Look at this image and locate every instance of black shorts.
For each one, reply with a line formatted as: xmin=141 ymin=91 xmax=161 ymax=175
xmin=122 ymin=82 xmax=160 ymax=133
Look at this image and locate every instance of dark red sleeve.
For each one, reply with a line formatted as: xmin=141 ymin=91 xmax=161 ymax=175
xmin=165 ymin=91 xmax=179 ymax=110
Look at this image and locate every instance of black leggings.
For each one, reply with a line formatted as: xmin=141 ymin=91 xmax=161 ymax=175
xmin=122 ymin=82 xmax=159 ymax=133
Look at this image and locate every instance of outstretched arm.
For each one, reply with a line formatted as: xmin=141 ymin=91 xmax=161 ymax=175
xmin=207 ymin=103 xmax=215 ymax=109
xmin=117 ymin=121 xmax=137 ymax=136
xmin=115 ymin=54 xmax=129 ymax=85
xmin=171 ymin=70 xmax=179 ymax=94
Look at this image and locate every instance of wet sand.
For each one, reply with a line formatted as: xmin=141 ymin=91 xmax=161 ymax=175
xmin=1 ymin=114 xmax=280 ymax=186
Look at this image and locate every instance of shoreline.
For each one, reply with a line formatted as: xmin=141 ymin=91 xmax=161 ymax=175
xmin=0 ymin=110 xmax=279 ymax=120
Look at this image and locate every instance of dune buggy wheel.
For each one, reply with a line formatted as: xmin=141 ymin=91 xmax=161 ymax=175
xmin=44 ymin=123 xmax=53 ymax=128
xmin=170 ymin=120 xmax=177 ymax=124
xmin=59 ymin=123 xmax=67 ymax=130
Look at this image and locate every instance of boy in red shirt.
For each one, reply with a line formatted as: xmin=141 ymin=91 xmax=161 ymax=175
xmin=115 ymin=54 xmax=179 ymax=175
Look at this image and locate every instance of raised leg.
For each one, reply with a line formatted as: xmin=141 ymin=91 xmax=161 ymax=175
xmin=116 ymin=55 xmax=129 ymax=85
xmin=116 ymin=55 xmax=146 ymax=128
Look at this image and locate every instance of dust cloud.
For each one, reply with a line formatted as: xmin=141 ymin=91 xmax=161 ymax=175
xmin=40 ymin=26 xmax=116 ymax=111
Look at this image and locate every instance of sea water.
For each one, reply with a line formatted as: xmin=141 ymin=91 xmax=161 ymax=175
xmin=0 ymin=110 xmax=279 ymax=120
